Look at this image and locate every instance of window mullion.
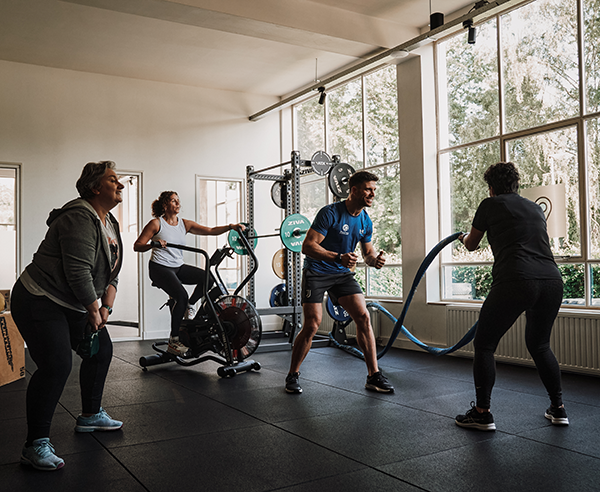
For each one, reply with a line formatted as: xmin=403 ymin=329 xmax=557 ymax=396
xmin=497 ymin=12 xmax=506 ymax=161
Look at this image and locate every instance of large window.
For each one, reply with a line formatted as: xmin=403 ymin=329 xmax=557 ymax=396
xmin=197 ymin=177 xmax=243 ymax=292
xmin=293 ymin=65 xmax=401 ymax=297
xmin=438 ymin=0 xmax=600 ymax=307
xmin=0 ymin=166 xmax=18 ymax=297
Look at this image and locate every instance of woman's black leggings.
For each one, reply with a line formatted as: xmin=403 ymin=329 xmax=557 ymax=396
xmin=473 ymin=278 xmax=564 ymax=409
xmin=148 ymin=261 xmax=212 ymax=336
xmin=10 ymin=279 xmax=113 ymax=444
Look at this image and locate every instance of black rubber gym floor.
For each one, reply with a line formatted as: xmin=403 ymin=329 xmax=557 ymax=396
xmin=1 ymin=340 xmax=600 ymax=492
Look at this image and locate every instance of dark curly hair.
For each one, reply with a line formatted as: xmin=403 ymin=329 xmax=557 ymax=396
xmin=348 ymin=170 xmax=379 ymax=190
xmin=151 ymin=191 xmax=177 ymax=218
xmin=483 ymin=162 xmax=520 ymax=195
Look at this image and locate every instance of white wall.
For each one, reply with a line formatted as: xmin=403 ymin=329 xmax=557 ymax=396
xmin=0 ymin=60 xmax=280 ymax=339
xmin=375 ymin=49 xmax=447 ymax=351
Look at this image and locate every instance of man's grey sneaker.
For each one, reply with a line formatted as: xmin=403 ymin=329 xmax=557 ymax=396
xmin=545 ymin=405 xmax=569 ymax=425
xmin=365 ymin=371 xmax=394 ymax=393
xmin=75 ymin=408 xmax=123 ymax=433
xmin=21 ymin=438 xmax=65 ymax=471
xmin=455 ymin=402 xmax=496 ymax=431
xmin=285 ymin=372 xmax=302 ymax=394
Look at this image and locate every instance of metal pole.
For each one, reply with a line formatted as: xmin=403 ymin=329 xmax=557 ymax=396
xmin=246 ymin=165 xmax=255 ymax=304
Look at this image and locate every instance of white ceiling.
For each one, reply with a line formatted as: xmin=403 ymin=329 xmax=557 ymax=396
xmin=0 ymin=0 xmax=477 ymax=98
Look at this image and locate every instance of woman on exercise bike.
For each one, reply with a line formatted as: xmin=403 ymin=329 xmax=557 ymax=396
xmin=134 ymin=191 xmax=244 ymax=356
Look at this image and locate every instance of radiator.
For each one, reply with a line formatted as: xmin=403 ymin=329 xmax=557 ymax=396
xmin=447 ymin=305 xmax=600 ymax=376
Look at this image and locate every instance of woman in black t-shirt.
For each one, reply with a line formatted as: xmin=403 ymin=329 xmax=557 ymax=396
xmin=454 ymin=162 xmax=568 ymax=431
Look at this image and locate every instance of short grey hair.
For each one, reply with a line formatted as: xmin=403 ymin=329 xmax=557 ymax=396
xmin=76 ymin=161 xmax=116 ymax=199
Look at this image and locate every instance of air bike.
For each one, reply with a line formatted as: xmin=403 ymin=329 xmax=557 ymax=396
xmin=139 ymin=232 xmax=262 ymax=378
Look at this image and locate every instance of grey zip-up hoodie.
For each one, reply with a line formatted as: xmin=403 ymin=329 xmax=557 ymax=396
xmin=24 ymin=198 xmax=122 ymax=310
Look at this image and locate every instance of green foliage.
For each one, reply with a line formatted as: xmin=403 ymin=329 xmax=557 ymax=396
xmin=295 ymin=99 xmax=324 ymax=159
xmin=442 ymin=19 xmax=499 ymax=146
xmin=558 ymin=264 xmax=585 ymax=300
xmin=584 ymin=0 xmax=600 ymax=112
xmin=441 ymin=0 xmax=600 ymax=304
xmin=295 ymin=66 xmax=402 ymax=297
xmin=327 ymin=80 xmax=363 ymax=167
xmin=370 ymin=163 xmax=401 ymax=261
xmin=588 ymin=119 xmax=600 ymax=258
xmin=448 ymin=141 xmax=500 ymax=248
xmin=364 ymin=66 xmax=399 ymax=166
xmin=451 ymin=265 xmax=493 ymax=300
xmin=592 ymin=265 xmax=600 ymax=303
xmin=502 ymin=0 xmax=579 ymax=133
xmin=368 ymin=266 xmax=403 ymax=297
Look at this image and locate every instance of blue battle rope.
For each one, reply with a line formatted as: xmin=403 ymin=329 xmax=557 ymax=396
xmin=328 ymin=232 xmax=478 ymax=359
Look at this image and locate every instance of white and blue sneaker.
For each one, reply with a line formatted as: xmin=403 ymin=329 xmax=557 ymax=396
xmin=21 ymin=438 xmax=65 ymax=471
xmin=75 ymin=408 xmax=123 ymax=433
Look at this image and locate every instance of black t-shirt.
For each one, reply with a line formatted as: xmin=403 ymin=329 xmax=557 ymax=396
xmin=472 ymin=193 xmax=561 ymax=286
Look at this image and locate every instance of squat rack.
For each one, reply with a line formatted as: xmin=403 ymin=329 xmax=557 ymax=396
xmin=245 ymin=151 xmax=304 ymax=345
xmin=245 ymin=150 xmax=350 ymax=350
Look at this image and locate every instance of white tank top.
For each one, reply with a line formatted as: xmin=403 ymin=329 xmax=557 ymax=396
xmin=150 ymin=216 xmax=187 ymax=267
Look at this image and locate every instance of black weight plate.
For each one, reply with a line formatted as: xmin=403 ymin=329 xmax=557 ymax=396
xmin=311 ymin=150 xmax=333 ymax=176
xmin=269 ymin=283 xmax=288 ymax=307
xmin=328 ymin=162 xmax=355 ymax=198
xmin=270 ymin=181 xmax=287 ymax=209
xmin=326 ymin=296 xmax=351 ymax=322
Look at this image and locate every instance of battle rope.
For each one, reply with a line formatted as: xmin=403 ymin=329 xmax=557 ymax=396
xmin=329 ymin=232 xmax=478 ymax=358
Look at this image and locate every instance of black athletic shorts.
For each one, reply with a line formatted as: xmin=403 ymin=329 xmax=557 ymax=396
xmin=301 ymin=269 xmax=363 ymax=305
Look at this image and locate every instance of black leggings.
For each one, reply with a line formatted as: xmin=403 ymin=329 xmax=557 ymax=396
xmin=10 ymin=279 xmax=113 ymax=444
xmin=473 ymin=278 xmax=564 ymax=409
xmin=148 ymin=261 xmax=212 ymax=336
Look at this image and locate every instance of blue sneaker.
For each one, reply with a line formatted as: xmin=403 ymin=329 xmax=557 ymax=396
xmin=21 ymin=438 xmax=65 ymax=471
xmin=75 ymin=408 xmax=123 ymax=433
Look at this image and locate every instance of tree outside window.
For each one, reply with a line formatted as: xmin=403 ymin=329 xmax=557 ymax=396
xmin=438 ymin=0 xmax=597 ymax=307
xmin=293 ymin=65 xmax=401 ymax=298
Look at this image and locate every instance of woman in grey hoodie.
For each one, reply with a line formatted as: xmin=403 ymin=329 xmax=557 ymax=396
xmin=11 ymin=161 xmax=125 ymax=471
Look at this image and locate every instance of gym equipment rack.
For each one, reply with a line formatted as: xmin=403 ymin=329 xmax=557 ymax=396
xmin=246 ymin=151 xmax=329 ymax=352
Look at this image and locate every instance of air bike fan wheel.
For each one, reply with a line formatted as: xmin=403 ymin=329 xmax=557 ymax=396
xmin=215 ymin=295 xmax=262 ymax=360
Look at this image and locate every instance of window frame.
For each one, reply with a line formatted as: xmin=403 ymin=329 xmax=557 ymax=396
xmin=0 ymin=162 xmax=21 ymax=291
xmin=291 ymin=64 xmax=402 ymax=299
xmin=435 ymin=0 xmax=600 ymax=308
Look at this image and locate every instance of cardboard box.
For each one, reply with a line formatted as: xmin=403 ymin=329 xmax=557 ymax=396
xmin=0 ymin=289 xmax=9 ymax=312
xmin=0 ymin=312 xmax=25 ymax=387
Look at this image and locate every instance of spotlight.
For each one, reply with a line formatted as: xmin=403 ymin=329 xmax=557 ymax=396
xmin=318 ymin=86 xmax=326 ymax=105
xmin=463 ymin=19 xmax=476 ymax=44
xmin=430 ymin=12 xmax=444 ymax=30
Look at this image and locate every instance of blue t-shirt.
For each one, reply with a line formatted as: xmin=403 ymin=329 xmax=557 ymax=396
xmin=304 ymin=201 xmax=373 ymax=274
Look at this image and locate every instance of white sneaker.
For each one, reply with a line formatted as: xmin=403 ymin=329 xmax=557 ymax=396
xmin=167 ymin=336 xmax=189 ymax=355
xmin=184 ymin=304 xmax=196 ymax=320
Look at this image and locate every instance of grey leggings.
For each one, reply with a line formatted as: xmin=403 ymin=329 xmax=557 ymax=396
xmin=473 ymin=278 xmax=564 ymax=409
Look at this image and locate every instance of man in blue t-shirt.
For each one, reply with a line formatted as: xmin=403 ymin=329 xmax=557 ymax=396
xmin=285 ymin=170 xmax=394 ymax=394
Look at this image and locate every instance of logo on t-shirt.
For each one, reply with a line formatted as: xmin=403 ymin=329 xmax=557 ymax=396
xmin=340 ymin=224 xmax=349 ymax=236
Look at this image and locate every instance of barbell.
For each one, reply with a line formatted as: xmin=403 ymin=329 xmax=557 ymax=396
xmin=227 ymin=213 xmax=311 ymax=255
